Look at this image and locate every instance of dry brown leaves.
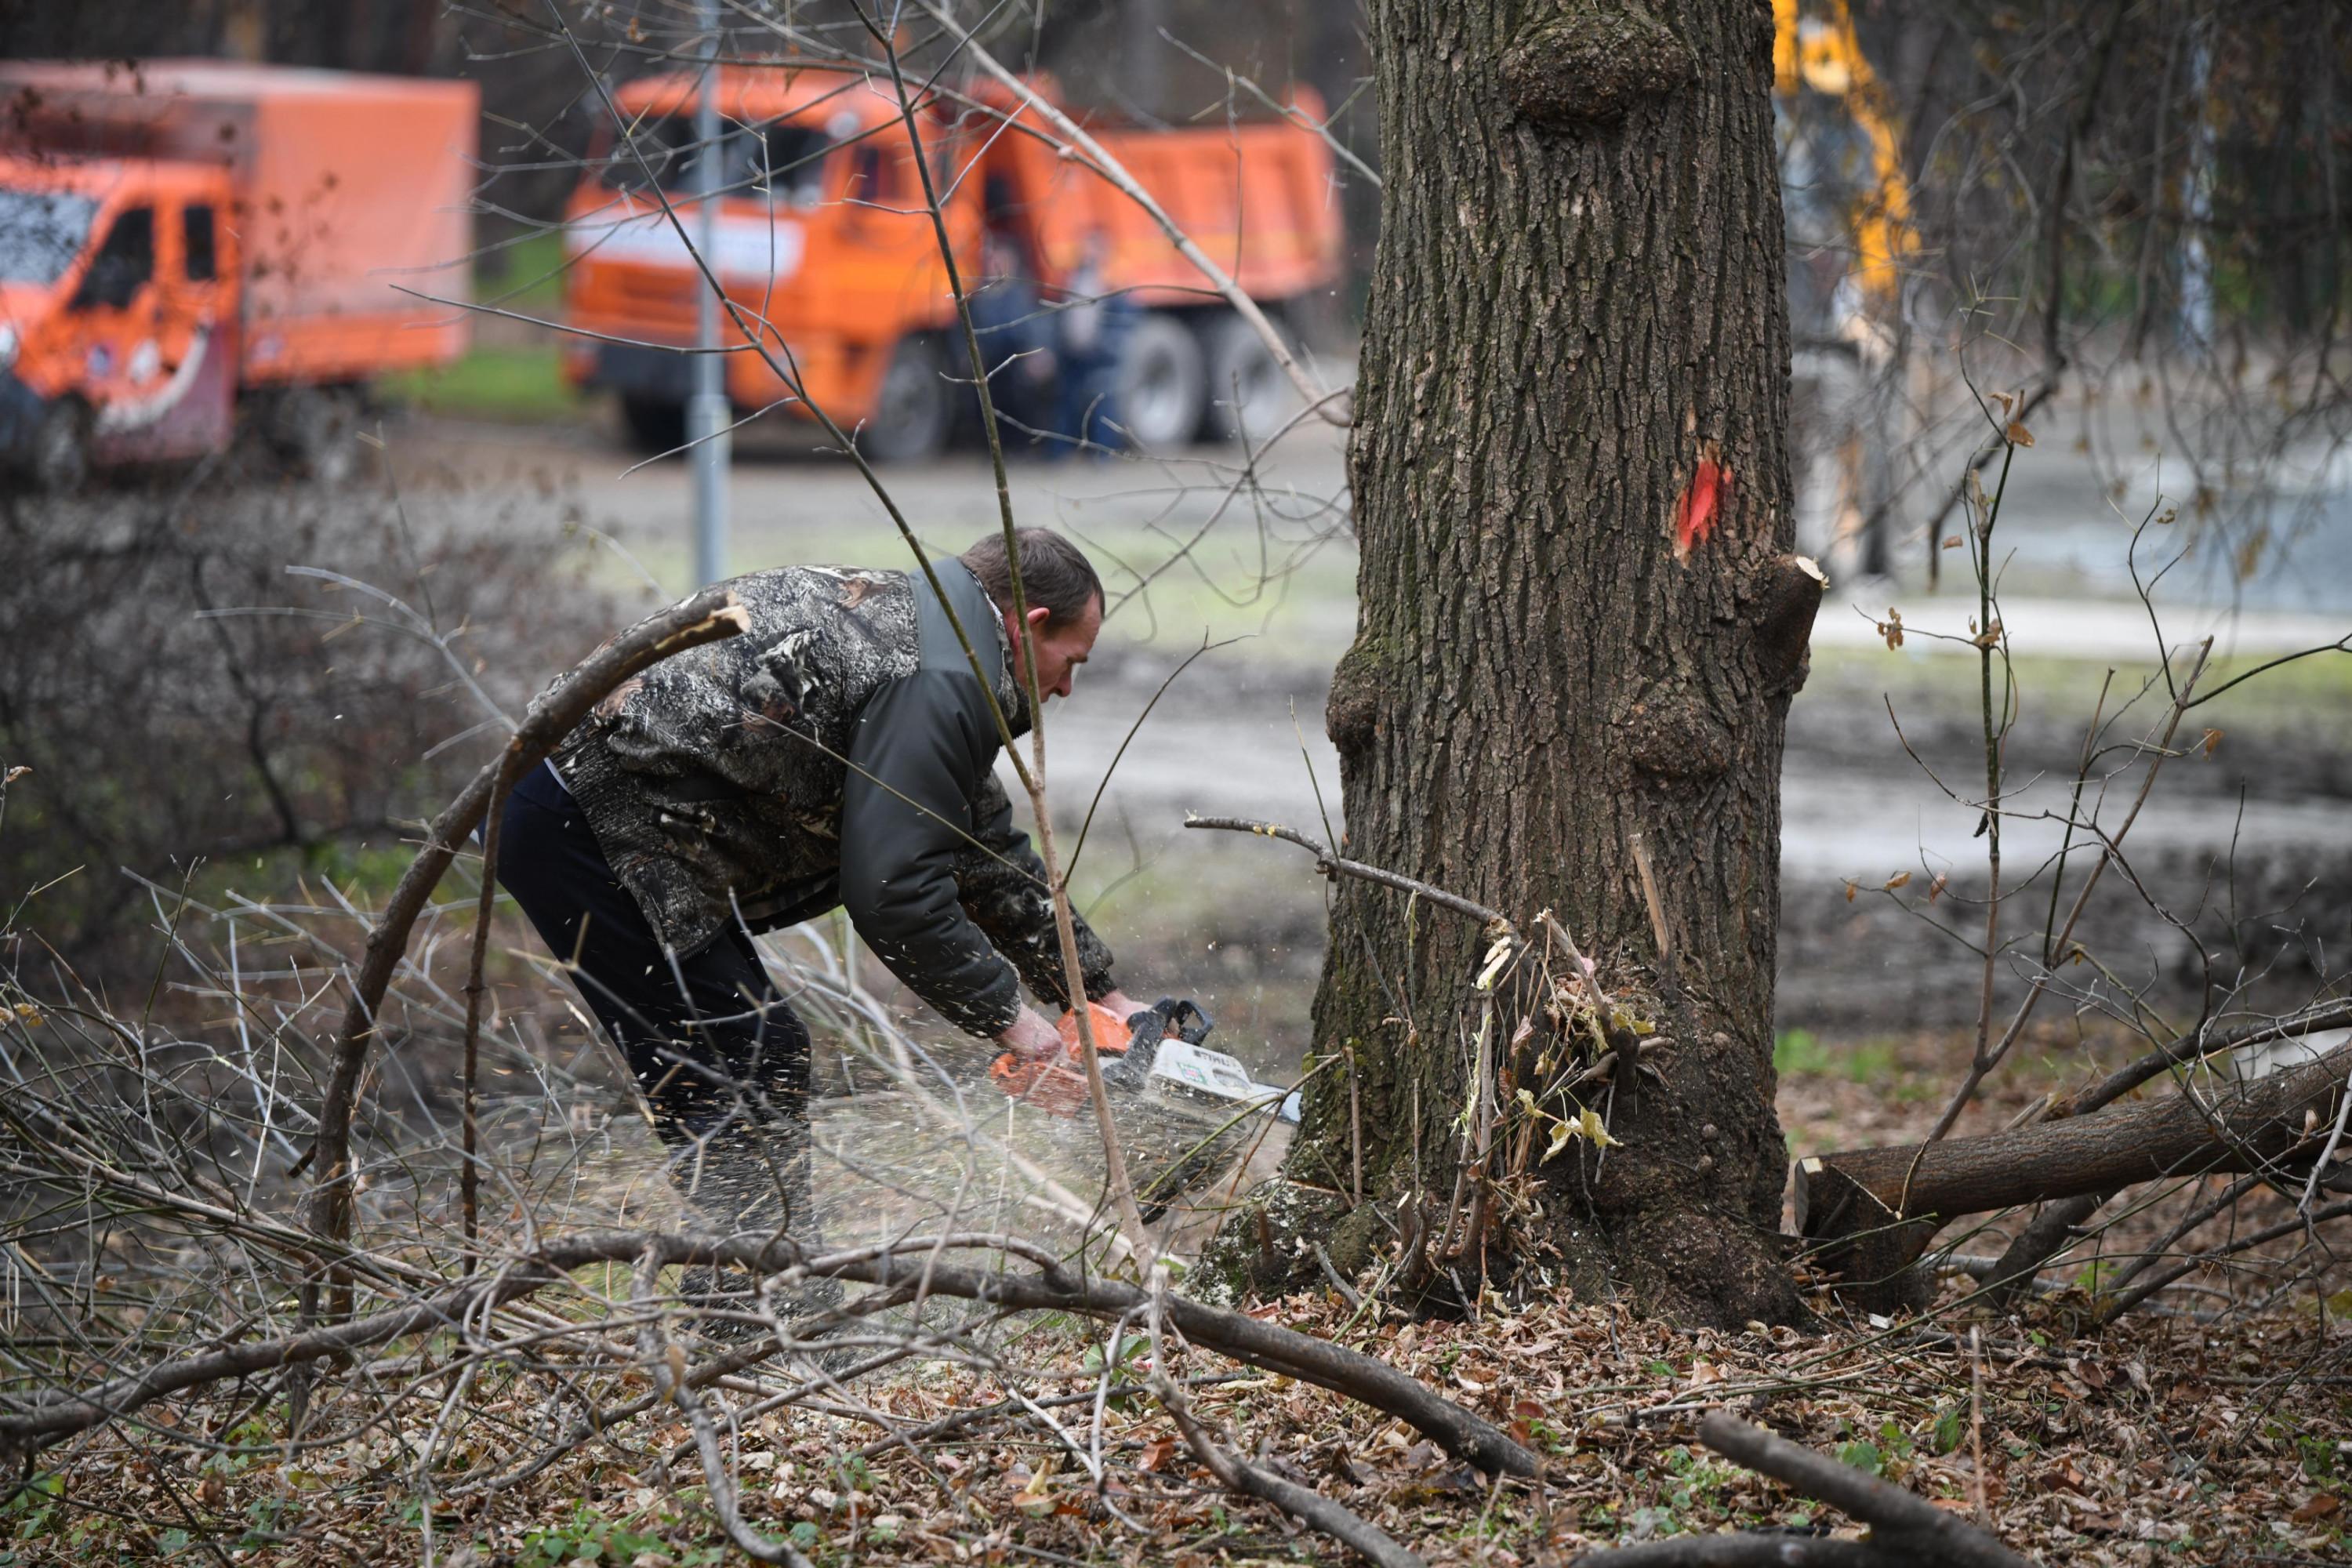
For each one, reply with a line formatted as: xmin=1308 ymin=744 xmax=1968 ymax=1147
xmin=11 ymin=1264 xmax=2348 ymax=1567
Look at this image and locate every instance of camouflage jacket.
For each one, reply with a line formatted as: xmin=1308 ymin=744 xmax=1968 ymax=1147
xmin=553 ymin=559 xmax=1115 ymax=1036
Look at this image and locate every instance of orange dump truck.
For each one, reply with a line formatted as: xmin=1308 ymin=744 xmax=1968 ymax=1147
xmin=561 ymin=69 xmax=1344 ymax=459
xmin=0 ymin=60 xmax=477 ymax=488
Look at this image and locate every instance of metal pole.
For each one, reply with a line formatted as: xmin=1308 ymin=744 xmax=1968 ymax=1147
xmin=690 ymin=0 xmax=730 ymax=586
xmin=2179 ymin=20 xmax=2214 ymax=359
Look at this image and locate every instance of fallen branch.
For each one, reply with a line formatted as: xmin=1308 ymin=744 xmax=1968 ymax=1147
xmin=0 ymin=1228 xmax=1537 ymax=1477
xmin=1695 ymin=1413 xmax=2031 ymax=1566
xmin=1156 ymin=1370 xmax=1425 ymax=1568
xmin=1580 ymin=1412 xmax=2037 ymax=1568
xmin=1798 ymin=1041 xmax=2350 ymax=1295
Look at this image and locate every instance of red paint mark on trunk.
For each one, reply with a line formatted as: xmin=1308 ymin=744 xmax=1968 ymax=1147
xmin=1674 ymin=441 xmax=1730 ymax=561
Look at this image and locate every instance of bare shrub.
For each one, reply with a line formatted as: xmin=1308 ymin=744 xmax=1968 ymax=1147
xmin=0 ymin=474 xmax=618 ymax=961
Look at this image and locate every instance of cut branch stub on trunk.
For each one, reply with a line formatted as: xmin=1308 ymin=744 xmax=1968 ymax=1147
xmin=1795 ymin=1041 xmax=2351 ymax=1308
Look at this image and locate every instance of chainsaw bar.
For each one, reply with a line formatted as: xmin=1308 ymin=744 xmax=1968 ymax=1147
xmin=989 ymin=998 xmax=1298 ymax=1123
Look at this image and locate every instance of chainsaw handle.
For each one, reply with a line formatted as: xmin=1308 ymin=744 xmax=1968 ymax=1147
xmin=1149 ymin=996 xmax=1213 ymax=1047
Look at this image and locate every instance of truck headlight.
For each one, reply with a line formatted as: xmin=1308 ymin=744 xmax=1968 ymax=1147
xmin=0 ymin=325 xmax=17 ymax=372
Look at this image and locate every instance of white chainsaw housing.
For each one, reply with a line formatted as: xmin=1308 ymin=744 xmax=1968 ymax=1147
xmin=1145 ymin=1039 xmax=1301 ymax=1123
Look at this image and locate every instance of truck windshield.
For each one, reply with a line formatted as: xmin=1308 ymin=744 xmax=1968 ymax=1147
xmin=598 ymin=118 xmax=833 ymax=208
xmin=0 ymin=189 xmax=100 ymax=285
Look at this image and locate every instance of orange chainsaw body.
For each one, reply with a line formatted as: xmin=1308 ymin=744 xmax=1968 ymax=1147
xmin=989 ymin=1001 xmax=1132 ymax=1116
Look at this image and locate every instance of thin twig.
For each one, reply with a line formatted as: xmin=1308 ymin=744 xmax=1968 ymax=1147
xmin=1184 ymin=817 xmax=1510 ymax=930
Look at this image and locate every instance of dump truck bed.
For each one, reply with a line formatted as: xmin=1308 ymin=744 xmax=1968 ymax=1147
xmin=0 ymin=59 xmax=477 ymax=382
xmin=1022 ymin=108 xmax=1345 ymax=307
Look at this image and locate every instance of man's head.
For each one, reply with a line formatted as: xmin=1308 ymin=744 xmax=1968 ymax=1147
xmin=960 ymin=528 xmax=1105 ymax=702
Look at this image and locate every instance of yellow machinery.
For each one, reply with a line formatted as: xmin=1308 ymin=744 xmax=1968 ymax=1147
xmin=1773 ymin=0 xmax=1918 ymax=329
xmin=1773 ymin=0 xmax=1920 ymax=578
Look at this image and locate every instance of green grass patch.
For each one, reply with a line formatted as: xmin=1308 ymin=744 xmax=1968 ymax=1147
xmin=382 ymin=230 xmax=582 ymax=423
xmin=1774 ymin=1028 xmax=1900 ymax=1084
xmin=383 ymin=343 xmax=580 ymax=423
xmin=477 ymin=229 xmax=572 ymax=316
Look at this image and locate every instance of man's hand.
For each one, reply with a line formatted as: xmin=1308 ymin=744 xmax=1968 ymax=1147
xmin=1097 ymin=989 xmax=1146 ymax=1022
xmin=996 ymin=1007 xmax=1065 ymax=1062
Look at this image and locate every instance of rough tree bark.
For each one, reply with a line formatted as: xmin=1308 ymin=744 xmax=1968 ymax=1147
xmin=1235 ymin=0 xmax=1817 ymax=1326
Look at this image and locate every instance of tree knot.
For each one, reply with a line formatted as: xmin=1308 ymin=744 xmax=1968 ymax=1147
xmin=1618 ymin=680 xmax=1734 ymax=781
xmin=1326 ymin=636 xmax=1388 ymax=757
xmin=1501 ymin=0 xmax=1697 ymax=127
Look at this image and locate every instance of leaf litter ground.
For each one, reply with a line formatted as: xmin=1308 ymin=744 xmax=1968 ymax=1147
xmin=9 ymin=1038 xmax=2349 ymax=1567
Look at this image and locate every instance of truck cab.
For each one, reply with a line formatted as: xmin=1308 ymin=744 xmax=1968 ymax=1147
xmin=561 ymin=67 xmax=1342 ymax=460
xmin=1 ymin=157 xmax=240 ymax=488
xmin=0 ymin=59 xmax=477 ymax=489
xmin=562 ymin=72 xmax=982 ymax=459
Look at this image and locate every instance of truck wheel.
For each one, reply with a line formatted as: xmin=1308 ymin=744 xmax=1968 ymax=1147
xmin=1200 ymin=310 xmax=1294 ymax=445
xmin=1115 ymin=312 xmax=1206 ymax=452
xmin=861 ymin=335 xmax=953 ymax=463
xmin=274 ymin=387 xmax=364 ymax=484
xmin=27 ymin=399 xmax=92 ymax=493
xmin=619 ymin=394 xmax=688 ymax=456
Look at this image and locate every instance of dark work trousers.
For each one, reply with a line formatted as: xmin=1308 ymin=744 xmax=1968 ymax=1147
xmin=494 ymin=760 xmax=814 ymax=1233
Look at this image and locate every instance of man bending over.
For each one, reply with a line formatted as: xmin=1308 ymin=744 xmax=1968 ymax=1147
xmin=497 ymin=527 xmax=1144 ymax=1230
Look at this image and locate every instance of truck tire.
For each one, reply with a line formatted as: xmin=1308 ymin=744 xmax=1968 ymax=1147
xmin=1115 ymin=312 xmax=1206 ymax=452
xmin=273 ymin=386 xmax=364 ymax=484
xmin=1199 ymin=310 xmax=1293 ymax=445
xmin=619 ymin=394 xmax=690 ymax=456
xmin=27 ymin=398 xmax=91 ymax=493
xmin=861 ymin=335 xmax=954 ymax=463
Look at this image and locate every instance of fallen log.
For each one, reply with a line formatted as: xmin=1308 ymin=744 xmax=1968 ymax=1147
xmin=1795 ymin=1040 xmax=2350 ymax=1305
xmin=1976 ymin=1002 xmax=2352 ymax=1307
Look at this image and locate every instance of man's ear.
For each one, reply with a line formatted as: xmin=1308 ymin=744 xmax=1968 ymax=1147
xmin=1023 ymin=604 xmax=1053 ymax=630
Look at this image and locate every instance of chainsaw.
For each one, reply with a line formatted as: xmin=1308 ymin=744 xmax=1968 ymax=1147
xmin=989 ymin=997 xmax=1300 ymax=1124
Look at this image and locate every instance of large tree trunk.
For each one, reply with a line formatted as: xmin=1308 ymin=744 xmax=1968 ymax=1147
xmin=1269 ymin=0 xmax=1817 ymax=1326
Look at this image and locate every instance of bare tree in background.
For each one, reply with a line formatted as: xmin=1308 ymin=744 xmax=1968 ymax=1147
xmin=1813 ymin=0 xmax=2352 ymax=586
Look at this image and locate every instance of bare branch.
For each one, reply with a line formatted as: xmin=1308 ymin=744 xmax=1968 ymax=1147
xmin=1156 ymin=1369 xmax=1428 ymax=1568
xmin=1185 ymin=816 xmax=1511 ymax=930
xmin=305 ymin=589 xmax=748 ymax=1268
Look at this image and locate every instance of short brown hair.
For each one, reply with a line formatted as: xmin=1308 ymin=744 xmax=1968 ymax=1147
xmin=960 ymin=528 xmax=1103 ymax=627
